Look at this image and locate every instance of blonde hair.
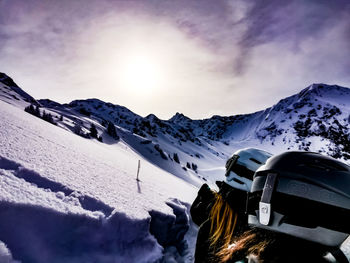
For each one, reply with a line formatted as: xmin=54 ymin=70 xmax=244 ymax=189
xmin=219 ymin=229 xmax=329 ymax=263
xmin=209 ymin=192 xmax=239 ymax=251
xmin=218 ymin=229 xmax=268 ymax=262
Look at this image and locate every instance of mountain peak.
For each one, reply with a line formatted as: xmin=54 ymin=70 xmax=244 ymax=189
xmin=298 ymin=83 xmax=349 ymax=99
xmin=38 ymin=99 xmax=62 ymax=108
xmin=169 ymin=112 xmax=190 ymax=123
xmin=0 ymin=72 xmax=20 ymax=88
xmin=145 ymin=113 xmax=160 ymax=121
xmin=0 ymin=72 xmax=38 ymax=105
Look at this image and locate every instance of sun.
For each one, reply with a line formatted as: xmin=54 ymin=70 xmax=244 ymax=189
xmin=119 ymin=54 xmax=163 ymax=93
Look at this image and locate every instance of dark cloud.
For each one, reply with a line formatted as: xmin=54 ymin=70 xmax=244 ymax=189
xmin=240 ymin=0 xmax=350 ymax=47
xmin=235 ymin=0 xmax=350 ymax=73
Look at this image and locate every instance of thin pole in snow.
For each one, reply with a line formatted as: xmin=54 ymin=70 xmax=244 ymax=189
xmin=136 ymin=160 xmax=141 ymax=181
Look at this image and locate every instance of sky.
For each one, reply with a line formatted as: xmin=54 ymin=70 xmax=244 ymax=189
xmin=1 ymin=0 xmax=350 ymax=119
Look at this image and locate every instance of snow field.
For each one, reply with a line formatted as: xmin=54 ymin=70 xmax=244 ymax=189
xmin=1 ymin=78 xmax=350 ymax=262
xmin=0 ymin=101 xmax=198 ymax=262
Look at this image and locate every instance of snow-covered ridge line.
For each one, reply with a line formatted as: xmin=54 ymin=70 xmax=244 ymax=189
xmin=2 ymin=71 xmax=350 ymax=187
xmin=0 ymin=72 xmax=38 ymax=106
xmin=39 ymin=82 xmax=350 ymax=168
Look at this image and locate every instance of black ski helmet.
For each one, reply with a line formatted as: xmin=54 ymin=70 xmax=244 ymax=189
xmin=248 ymin=151 xmax=350 ymax=248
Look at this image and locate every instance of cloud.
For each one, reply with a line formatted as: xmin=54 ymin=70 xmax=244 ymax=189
xmin=0 ymin=0 xmax=350 ymax=118
xmin=235 ymin=0 xmax=350 ymax=73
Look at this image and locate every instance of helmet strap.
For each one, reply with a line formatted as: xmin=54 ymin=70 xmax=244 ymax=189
xmin=225 ymin=154 xmax=239 ymax=177
xmin=259 ymin=173 xmax=277 ymax=226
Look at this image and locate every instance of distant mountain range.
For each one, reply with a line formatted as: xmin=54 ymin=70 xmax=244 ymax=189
xmin=1 ymin=72 xmax=350 ymax=186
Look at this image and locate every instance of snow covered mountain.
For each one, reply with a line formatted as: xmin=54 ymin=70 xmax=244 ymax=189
xmin=0 ymin=73 xmax=38 ymax=106
xmin=1 ymin=72 xmax=350 ymax=262
xmin=40 ymin=83 xmax=350 ymax=185
xmin=2 ymin=72 xmax=350 ymax=188
xmin=0 ymin=76 xmax=199 ymax=263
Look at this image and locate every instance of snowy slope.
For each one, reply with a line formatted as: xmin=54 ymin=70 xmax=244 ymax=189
xmin=40 ymin=83 xmax=350 ymax=185
xmin=37 ymin=97 xmax=229 ymax=187
xmin=3 ymin=72 xmax=350 ymax=188
xmin=1 ymin=72 xmax=350 ymax=261
xmin=0 ymin=73 xmax=38 ymax=107
xmin=0 ymin=100 xmax=198 ymax=263
xmin=249 ymin=84 xmax=350 ymax=158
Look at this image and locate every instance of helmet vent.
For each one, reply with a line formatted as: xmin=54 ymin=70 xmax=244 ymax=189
xmin=299 ymin=160 xmax=347 ymax=172
xmin=233 ymin=178 xmax=244 ymax=185
xmin=249 ymin=158 xmax=263 ymax=165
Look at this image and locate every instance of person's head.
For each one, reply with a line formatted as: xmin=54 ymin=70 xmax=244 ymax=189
xmin=222 ymin=151 xmax=350 ymax=262
xmin=208 ymin=148 xmax=272 ymax=250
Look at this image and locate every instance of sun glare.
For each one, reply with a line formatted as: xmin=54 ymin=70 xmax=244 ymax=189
xmin=120 ymin=54 xmax=163 ymax=93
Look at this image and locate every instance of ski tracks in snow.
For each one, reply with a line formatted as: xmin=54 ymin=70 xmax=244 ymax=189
xmin=0 ymin=156 xmax=114 ymax=217
xmin=0 ymin=156 xmax=196 ymax=263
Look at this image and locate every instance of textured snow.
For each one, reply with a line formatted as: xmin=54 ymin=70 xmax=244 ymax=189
xmin=1 ymin=73 xmax=350 ymax=262
xmin=0 ymin=100 xmax=198 ymax=263
xmin=0 ymin=101 xmax=197 ymax=216
xmin=0 ymin=240 xmax=20 ymax=263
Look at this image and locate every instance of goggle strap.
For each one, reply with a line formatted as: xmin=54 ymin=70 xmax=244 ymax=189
xmin=225 ymin=155 xmax=239 ymax=177
xmin=259 ymin=173 xmax=278 ymax=225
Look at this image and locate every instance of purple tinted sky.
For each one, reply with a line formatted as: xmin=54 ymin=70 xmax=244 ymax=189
xmin=1 ymin=0 xmax=350 ymax=119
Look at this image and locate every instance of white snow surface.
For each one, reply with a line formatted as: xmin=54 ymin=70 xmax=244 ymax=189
xmin=0 ymin=100 xmax=198 ymax=263
xmin=0 ymin=240 xmax=20 ymax=263
xmin=1 ymin=74 xmax=350 ymax=262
